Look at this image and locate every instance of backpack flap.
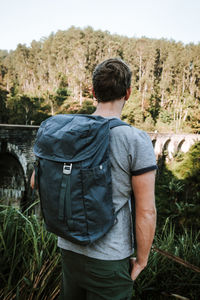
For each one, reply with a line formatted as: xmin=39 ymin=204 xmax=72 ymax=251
xmin=33 ymin=114 xmax=110 ymax=163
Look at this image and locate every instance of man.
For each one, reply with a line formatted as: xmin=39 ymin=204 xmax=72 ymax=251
xmin=58 ymin=58 xmax=157 ymax=300
xmin=31 ymin=58 xmax=157 ymax=300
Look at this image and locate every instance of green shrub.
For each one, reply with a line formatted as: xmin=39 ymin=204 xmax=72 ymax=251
xmin=156 ymin=142 xmax=200 ymax=233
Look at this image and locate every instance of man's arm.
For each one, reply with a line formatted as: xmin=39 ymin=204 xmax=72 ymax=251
xmin=130 ymin=170 xmax=156 ymax=281
xmin=30 ymin=170 xmax=35 ymax=189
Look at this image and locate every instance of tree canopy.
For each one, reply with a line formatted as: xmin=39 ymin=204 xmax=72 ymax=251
xmin=0 ymin=27 xmax=200 ymax=132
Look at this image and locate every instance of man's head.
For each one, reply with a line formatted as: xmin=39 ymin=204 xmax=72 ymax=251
xmin=92 ymin=58 xmax=132 ymax=103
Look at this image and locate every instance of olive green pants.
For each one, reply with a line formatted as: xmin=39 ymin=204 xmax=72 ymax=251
xmin=60 ymin=249 xmax=134 ymax=300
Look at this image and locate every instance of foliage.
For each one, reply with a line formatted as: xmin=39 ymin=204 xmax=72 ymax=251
xmin=121 ymin=92 xmax=155 ymax=131
xmin=77 ymin=100 xmax=96 ymax=114
xmin=6 ymin=94 xmax=49 ymax=125
xmin=0 ymin=88 xmax=8 ymax=123
xmin=58 ymin=98 xmax=96 ymax=115
xmin=168 ymin=142 xmax=200 ymax=181
xmin=155 ymin=142 xmax=200 ymax=233
xmin=0 ymin=203 xmax=61 ymax=300
xmin=122 ymin=93 xmax=144 ymax=125
xmin=0 ymin=27 xmax=199 ymax=132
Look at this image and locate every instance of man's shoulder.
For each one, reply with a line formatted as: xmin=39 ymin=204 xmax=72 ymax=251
xmin=111 ymin=123 xmax=150 ymax=142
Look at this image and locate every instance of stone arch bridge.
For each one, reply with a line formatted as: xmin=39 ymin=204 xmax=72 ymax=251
xmin=0 ymin=124 xmax=200 ymax=206
xmin=148 ymin=132 xmax=200 ymax=159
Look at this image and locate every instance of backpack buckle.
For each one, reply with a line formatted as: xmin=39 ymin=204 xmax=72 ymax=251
xmin=63 ymin=163 xmax=72 ymax=175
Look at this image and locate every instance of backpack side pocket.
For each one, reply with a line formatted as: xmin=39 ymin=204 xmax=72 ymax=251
xmin=81 ymin=159 xmax=115 ymax=243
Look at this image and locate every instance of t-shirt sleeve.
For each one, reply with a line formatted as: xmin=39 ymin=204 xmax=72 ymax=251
xmin=129 ymin=129 xmax=157 ymax=176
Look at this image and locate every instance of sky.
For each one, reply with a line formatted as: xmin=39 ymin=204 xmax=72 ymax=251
xmin=1 ymin=0 xmax=200 ymax=51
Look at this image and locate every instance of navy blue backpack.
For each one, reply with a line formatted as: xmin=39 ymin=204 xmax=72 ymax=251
xmin=33 ymin=114 xmax=129 ymax=245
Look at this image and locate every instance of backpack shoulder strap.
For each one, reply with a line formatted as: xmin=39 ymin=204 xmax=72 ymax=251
xmin=109 ymin=118 xmax=130 ymax=129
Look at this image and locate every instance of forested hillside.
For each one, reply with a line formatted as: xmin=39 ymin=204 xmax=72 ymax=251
xmin=0 ymin=26 xmax=200 ymax=132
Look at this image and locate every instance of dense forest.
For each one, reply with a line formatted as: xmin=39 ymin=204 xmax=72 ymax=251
xmin=0 ymin=26 xmax=200 ymax=132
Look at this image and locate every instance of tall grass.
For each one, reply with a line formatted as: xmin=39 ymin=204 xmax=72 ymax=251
xmin=0 ymin=203 xmax=61 ymax=300
xmin=133 ymin=221 xmax=200 ymax=299
xmin=1 ymin=204 xmax=200 ymax=299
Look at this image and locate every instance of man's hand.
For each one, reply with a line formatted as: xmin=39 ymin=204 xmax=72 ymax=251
xmin=130 ymin=257 xmax=146 ymax=281
xmin=30 ymin=170 xmax=35 ymax=189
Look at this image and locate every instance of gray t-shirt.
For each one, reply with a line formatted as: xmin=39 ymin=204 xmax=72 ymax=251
xmin=58 ymin=124 xmax=157 ymax=260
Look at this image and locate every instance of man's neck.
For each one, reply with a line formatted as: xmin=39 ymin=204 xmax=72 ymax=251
xmin=93 ymin=98 xmax=125 ymax=119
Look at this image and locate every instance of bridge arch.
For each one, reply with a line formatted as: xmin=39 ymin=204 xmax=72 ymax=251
xmin=151 ymin=139 xmax=156 ymax=148
xmin=0 ymin=150 xmax=26 ymax=208
xmin=180 ymin=139 xmax=196 ymax=153
xmin=162 ymin=139 xmax=171 ymax=157
xmin=177 ymin=139 xmax=185 ymax=153
xmin=0 ymin=125 xmax=39 ymax=207
xmin=6 ymin=142 xmax=27 ymax=177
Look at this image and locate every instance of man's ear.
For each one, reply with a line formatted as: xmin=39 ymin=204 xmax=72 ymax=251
xmin=124 ymin=87 xmax=132 ymax=100
xmin=92 ymin=88 xmax=96 ymax=99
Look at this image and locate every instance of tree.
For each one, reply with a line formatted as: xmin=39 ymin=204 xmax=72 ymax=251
xmin=6 ymin=94 xmax=48 ymax=125
xmin=0 ymin=88 xmax=8 ymax=123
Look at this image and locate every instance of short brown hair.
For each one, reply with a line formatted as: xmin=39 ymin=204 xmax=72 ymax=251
xmin=92 ymin=58 xmax=132 ymax=102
